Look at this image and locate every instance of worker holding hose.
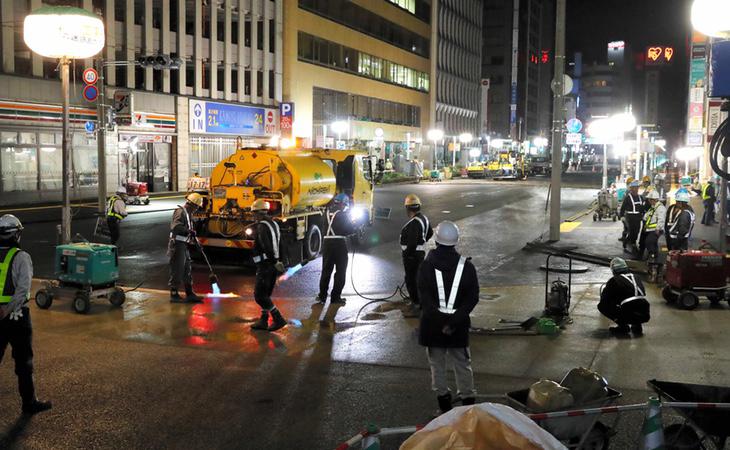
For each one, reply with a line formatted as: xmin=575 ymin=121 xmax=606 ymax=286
xmin=250 ymin=199 xmax=287 ymax=332
xmin=400 ymin=194 xmax=433 ymax=316
xmin=168 ymin=193 xmax=204 ymax=303
xmin=316 ymin=193 xmax=357 ymax=305
xmin=106 ymin=187 xmax=128 ymax=246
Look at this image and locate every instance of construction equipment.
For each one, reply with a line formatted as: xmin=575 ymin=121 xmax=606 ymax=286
xmin=593 ymin=189 xmax=618 ymax=222
xmin=34 ymin=242 xmax=125 ymax=314
xmin=194 ymin=146 xmax=383 ymax=267
xmin=544 ymin=254 xmax=572 ymax=317
xmin=466 ymin=162 xmax=487 ymax=179
xmin=124 ymin=181 xmax=149 ymax=205
xmin=662 ymin=246 xmax=730 ymax=310
xmin=487 ymin=150 xmax=528 ymax=180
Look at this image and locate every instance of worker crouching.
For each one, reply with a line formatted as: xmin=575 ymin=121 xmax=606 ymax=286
xmin=598 ymin=258 xmax=650 ymax=336
xmin=168 ymin=193 xmax=204 ymax=303
xmin=417 ymin=221 xmax=479 ymax=414
xmin=316 ymin=194 xmax=357 ymax=305
xmin=249 ymin=199 xmax=287 ymax=331
xmin=400 ymin=194 xmax=433 ymax=316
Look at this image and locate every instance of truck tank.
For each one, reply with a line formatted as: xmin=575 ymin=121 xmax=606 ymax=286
xmin=208 ymin=149 xmax=337 ymax=214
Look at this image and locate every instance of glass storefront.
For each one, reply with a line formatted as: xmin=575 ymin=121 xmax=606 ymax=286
xmin=118 ymin=135 xmax=173 ymax=192
xmin=0 ymin=130 xmax=97 ymax=194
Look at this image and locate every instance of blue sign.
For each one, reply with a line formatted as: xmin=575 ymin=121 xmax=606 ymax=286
xmin=189 ymin=100 xmax=276 ymax=136
xmin=84 ymin=121 xmax=95 ymax=133
xmin=280 ymin=102 xmax=294 ymax=118
xmin=566 ymin=118 xmax=583 ymax=133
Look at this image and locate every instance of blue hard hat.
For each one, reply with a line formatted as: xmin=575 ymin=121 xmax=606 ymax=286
xmin=333 ymin=193 xmax=350 ymax=206
xmin=629 ymin=180 xmax=640 ymax=187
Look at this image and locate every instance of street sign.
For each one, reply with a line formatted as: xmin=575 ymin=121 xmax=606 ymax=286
xmin=280 ymin=102 xmax=294 ymax=138
xmin=566 ymin=118 xmax=583 ymax=133
xmin=83 ymin=85 xmax=98 ymax=102
xmin=551 ymin=74 xmax=574 ymax=95
xmin=82 ymin=68 xmax=98 ymax=85
xmin=565 ymin=133 xmax=582 ymax=145
xmin=336 ymin=140 xmax=346 ymax=150
xmin=84 ymin=121 xmax=95 ymax=133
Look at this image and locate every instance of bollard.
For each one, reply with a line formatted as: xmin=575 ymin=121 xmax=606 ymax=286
xmin=641 ymin=396 xmax=665 ymax=450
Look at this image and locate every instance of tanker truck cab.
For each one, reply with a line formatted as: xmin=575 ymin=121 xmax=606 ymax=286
xmin=196 ymin=147 xmax=381 ymax=268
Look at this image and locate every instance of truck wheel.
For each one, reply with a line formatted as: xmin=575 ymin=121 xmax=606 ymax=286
xmin=35 ymin=289 xmax=53 ymax=309
xmin=304 ymin=224 xmax=322 ymax=260
xmin=678 ymin=291 xmax=700 ymax=310
xmin=109 ymin=288 xmax=126 ymax=307
xmin=73 ymin=293 xmax=91 ymax=314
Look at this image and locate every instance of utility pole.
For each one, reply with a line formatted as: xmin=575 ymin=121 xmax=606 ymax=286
xmin=549 ymin=0 xmax=566 ymax=242
xmin=60 ymin=57 xmax=72 ymax=244
xmin=97 ymin=58 xmax=107 ymax=214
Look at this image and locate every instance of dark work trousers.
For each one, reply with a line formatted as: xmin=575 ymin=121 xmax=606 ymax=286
xmin=168 ymin=241 xmax=192 ymax=290
xmin=598 ymin=298 xmax=650 ymax=326
xmin=319 ymin=238 xmax=349 ymax=301
xmin=254 ymin=262 xmax=278 ymax=311
xmin=639 ymin=232 xmax=660 ymax=261
xmin=702 ymin=200 xmax=715 ymax=225
xmin=624 ymin=214 xmax=642 ymax=248
xmin=403 ymin=252 xmax=425 ymax=304
xmin=107 ymin=218 xmax=121 ymax=246
xmin=669 ymin=237 xmax=689 ymax=251
xmin=0 ymin=308 xmax=36 ymax=407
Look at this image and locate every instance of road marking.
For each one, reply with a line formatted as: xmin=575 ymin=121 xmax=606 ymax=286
xmin=441 ymin=210 xmax=451 ymax=213
xmin=466 ymin=204 xmax=474 ymax=208
xmin=560 ymin=221 xmax=582 ymax=232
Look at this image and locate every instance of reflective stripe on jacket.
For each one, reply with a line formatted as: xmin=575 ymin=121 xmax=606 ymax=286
xmin=107 ymin=196 xmax=124 ymax=220
xmin=0 ymin=247 xmax=19 ymax=304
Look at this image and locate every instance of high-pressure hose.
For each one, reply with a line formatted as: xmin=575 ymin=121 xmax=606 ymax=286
xmin=349 ymin=247 xmax=409 ymax=323
xmin=709 ymin=112 xmax=730 ymax=180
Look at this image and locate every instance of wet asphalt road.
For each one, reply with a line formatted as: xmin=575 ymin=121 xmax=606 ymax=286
xmin=16 ymin=178 xmax=595 ymax=296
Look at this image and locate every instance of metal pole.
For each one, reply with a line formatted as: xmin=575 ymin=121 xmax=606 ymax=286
xmin=61 ymin=58 xmax=71 ymax=244
xmin=643 ymin=151 xmax=648 ymax=178
xmin=549 ymin=0 xmax=566 ymax=242
xmin=452 ymin=136 xmax=457 ymax=167
xmin=602 ymin=144 xmax=608 ymax=189
xmin=97 ymin=59 xmax=107 ymax=214
xmin=721 ymin=157 xmax=728 ymax=254
xmin=635 ymin=125 xmax=641 ymax=179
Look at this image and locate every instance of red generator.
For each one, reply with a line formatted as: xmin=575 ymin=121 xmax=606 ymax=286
xmin=663 ymin=250 xmax=730 ymax=310
xmin=125 ymin=181 xmax=150 ymax=205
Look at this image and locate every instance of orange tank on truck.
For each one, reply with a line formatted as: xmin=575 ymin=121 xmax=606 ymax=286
xmin=195 ymin=147 xmax=382 ymax=267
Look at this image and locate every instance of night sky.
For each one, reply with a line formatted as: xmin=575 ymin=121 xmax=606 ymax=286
xmin=566 ymin=0 xmax=694 ymax=144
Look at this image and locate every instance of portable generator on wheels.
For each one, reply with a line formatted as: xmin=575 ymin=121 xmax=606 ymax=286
xmin=662 ymin=248 xmax=730 ymax=310
xmin=34 ymin=243 xmax=125 ymax=314
xmin=544 ymin=253 xmax=572 ymax=318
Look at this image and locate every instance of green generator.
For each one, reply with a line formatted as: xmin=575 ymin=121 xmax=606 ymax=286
xmin=55 ymin=243 xmax=119 ymax=285
xmin=35 ymin=243 xmax=125 ymax=314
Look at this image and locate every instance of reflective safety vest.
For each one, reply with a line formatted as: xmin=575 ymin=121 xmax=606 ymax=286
xmin=401 ymin=214 xmax=430 ymax=251
xmin=325 ymin=210 xmax=346 ymax=239
xmin=252 ymin=219 xmax=280 ymax=263
xmin=0 ymin=247 xmax=19 ymax=304
xmin=643 ymin=205 xmax=658 ymax=231
xmin=107 ymin=196 xmax=124 ymax=220
xmin=668 ymin=208 xmax=695 ymax=239
xmin=625 ymin=193 xmax=643 ymax=215
xmin=618 ymin=273 xmax=646 ymax=307
xmin=702 ymin=183 xmax=714 ymax=200
xmin=435 ymin=256 xmax=466 ymax=314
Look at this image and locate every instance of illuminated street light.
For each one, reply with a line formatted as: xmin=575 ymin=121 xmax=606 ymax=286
xmin=469 ymin=148 xmax=481 ymax=159
xmin=676 ymin=146 xmax=703 ymax=175
xmin=459 ymin=133 xmax=473 ymax=144
xmin=612 ymin=112 xmax=637 ymax=133
xmin=490 ymin=138 xmax=505 ymax=148
xmin=330 ymin=120 xmax=349 ymax=141
xmin=691 ymin=0 xmax=730 ymax=38
xmin=427 ymin=129 xmax=444 ymax=170
xmin=24 ymin=6 xmax=104 ymax=244
xmin=533 ymin=137 xmax=549 ymax=148
xmin=587 ymin=118 xmax=615 ymax=189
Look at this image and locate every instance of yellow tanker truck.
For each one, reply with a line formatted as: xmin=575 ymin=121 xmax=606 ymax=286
xmin=195 ymin=146 xmax=382 ymax=267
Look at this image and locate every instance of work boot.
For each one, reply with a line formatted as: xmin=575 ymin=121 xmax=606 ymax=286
xmin=268 ymin=308 xmax=287 ymax=332
xmin=314 ymin=294 xmax=326 ymax=303
xmin=330 ymin=297 xmax=346 ymax=305
xmin=251 ymin=311 xmax=270 ymax=330
xmin=609 ymin=324 xmax=630 ymax=335
xmin=436 ymin=393 xmax=452 ymax=415
xmin=631 ymin=324 xmax=644 ymax=336
xmin=22 ymin=399 xmax=52 ymax=415
xmin=170 ymin=289 xmax=184 ymax=303
xmin=185 ymin=286 xmax=203 ymax=303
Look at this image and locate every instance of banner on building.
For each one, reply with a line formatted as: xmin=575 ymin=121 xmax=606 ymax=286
xmin=189 ymin=100 xmax=278 ymax=136
xmin=686 ymin=39 xmax=707 ymax=147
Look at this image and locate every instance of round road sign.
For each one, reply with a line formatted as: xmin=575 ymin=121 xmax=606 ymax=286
xmin=566 ymin=118 xmax=583 ymax=133
xmin=83 ymin=68 xmax=99 ymax=85
xmin=83 ymin=85 xmax=98 ymax=102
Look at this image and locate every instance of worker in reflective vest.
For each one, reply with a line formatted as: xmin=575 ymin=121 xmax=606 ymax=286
xmin=638 ymin=190 xmax=666 ymax=262
xmin=700 ymin=178 xmax=717 ymax=225
xmin=106 ymin=187 xmax=128 ymax=246
xmin=0 ymin=214 xmax=52 ymax=415
xmin=619 ymin=180 xmax=645 ymax=256
xmin=665 ymin=191 xmax=695 ymax=251
xmin=417 ymin=221 xmax=479 ymax=415
xmin=316 ymin=193 xmax=356 ymax=305
xmin=400 ymin=194 xmax=433 ymax=316
xmin=168 ymin=193 xmax=204 ymax=303
xmin=250 ymin=199 xmax=287 ymax=332
xmin=599 ymin=258 xmax=650 ymax=336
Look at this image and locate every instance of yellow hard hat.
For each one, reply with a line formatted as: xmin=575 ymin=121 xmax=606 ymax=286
xmin=404 ymin=194 xmax=421 ymax=207
xmin=642 ymin=175 xmax=651 ymax=183
xmin=626 ymin=177 xmax=634 ymax=185
xmin=186 ymin=192 xmax=204 ymax=207
xmin=251 ymin=199 xmax=270 ymax=211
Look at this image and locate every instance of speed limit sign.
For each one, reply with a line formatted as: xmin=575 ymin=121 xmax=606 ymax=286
xmin=83 ymin=68 xmax=98 ymax=85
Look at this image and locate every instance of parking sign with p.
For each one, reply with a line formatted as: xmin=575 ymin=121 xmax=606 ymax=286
xmin=280 ymin=102 xmax=294 ymax=138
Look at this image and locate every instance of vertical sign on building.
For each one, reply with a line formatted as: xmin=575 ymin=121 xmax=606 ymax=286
xmin=280 ymin=102 xmax=294 ymax=139
xmin=510 ymin=0 xmax=520 ymax=140
xmin=687 ymin=37 xmax=707 ymax=147
xmin=480 ymin=79 xmax=490 ymax=137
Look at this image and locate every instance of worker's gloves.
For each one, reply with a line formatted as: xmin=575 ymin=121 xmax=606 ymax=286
xmin=274 ymin=261 xmax=285 ymax=273
xmin=9 ymin=308 xmax=23 ymax=321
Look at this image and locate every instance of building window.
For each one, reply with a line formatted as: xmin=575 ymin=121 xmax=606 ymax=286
xmin=269 ymin=20 xmax=275 ymax=53
xmin=245 ymin=70 xmax=251 ymax=95
xmin=313 ymin=87 xmax=421 ymax=128
xmin=257 ymin=70 xmax=263 ymax=97
xmin=298 ymin=32 xmax=429 ymax=92
xmin=245 ymin=20 xmax=251 ymax=47
xmin=298 ymin=0 xmax=430 ymax=58
xmin=269 ymin=70 xmax=275 ymax=99
xmin=257 ymin=21 xmax=264 ymax=50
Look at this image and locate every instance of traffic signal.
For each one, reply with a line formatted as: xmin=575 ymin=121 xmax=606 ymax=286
xmin=136 ymin=54 xmax=183 ymax=70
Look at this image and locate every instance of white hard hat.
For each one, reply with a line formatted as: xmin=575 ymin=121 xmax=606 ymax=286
xmin=116 ymin=186 xmax=127 ymax=195
xmin=434 ymin=221 xmax=459 ymax=246
xmin=0 ymin=214 xmax=23 ymax=239
xmin=646 ymin=190 xmax=660 ymax=200
xmin=676 ymin=191 xmax=690 ymax=203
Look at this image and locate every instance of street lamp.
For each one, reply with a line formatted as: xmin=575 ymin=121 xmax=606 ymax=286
xmin=676 ymin=147 xmax=703 ymax=175
xmin=587 ymin=118 xmax=614 ymax=189
xmin=427 ymin=129 xmax=444 ymax=170
xmin=331 ymin=120 xmax=349 ymax=142
xmin=455 ymin=133 xmax=473 ymax=166
xmin=691 ymin=0 xmax=730 ymax=38
xmin=24 ymin=6 xmax=104 ymax=244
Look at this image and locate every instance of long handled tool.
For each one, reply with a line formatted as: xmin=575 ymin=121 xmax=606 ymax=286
xmin=194 ymin=237 xmax=220 ymax=293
